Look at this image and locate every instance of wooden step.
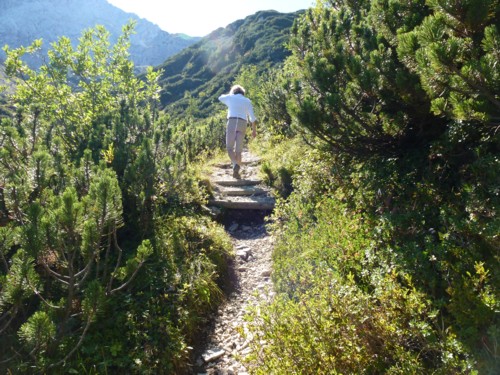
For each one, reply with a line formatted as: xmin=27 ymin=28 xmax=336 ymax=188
xmin=216 ymin=185 xmax=267 ymax=197
xmin=209 ymin=196 xmax=275 ymax=210
xmin=214 ymin=158 xmax=261 ymax=169
xmin=212 ymin=179 xmax=262 ymax=187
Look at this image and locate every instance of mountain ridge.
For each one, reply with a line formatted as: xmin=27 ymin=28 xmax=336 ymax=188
xmin=0 ymin=0 xmax=200 ymax=69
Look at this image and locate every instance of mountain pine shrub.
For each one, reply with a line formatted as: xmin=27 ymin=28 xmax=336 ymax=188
xmin=261 ymin=0 xmax=499 ymax=371
xmin=244 ymin=194 xmax=475 ymax=373
xmin=0 ymin=23 xmax=233 ymax=373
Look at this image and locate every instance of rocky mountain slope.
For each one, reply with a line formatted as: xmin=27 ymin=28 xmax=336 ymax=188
xmin=0 ymin=0 xmax=199 ymax=70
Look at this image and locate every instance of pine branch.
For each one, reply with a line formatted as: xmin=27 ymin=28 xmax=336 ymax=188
xmin=26 ymin=277 xmax=62 ymax=310
xmin=0 ymin=306 xmax=18 ymax=335
xmin=41 ymin=262 xmax=70 ymax=285
xmin=101 ymin=231 xmax=112 ymax=282
xmin=108 ymin=259 xmax=145 ymax=295
xmin=106 ymin=230 xmax=123 ymax=294
xmin=73 ymin=257 xmax=92 ymax=279
xmin=50 ymin=311 xmax=93 ymax=369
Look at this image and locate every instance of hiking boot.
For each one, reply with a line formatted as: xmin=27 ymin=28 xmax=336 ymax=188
xmin=232 ymin=163 xmax=241 ymax=179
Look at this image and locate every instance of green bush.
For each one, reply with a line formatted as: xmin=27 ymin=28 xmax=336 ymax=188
xmin=67 ymin=214 xmax=232 ymax=374
xmin=266 ymin=0 xmax=500 ymax=371
xmin=244 ymin=197 xmax=476 ymax=374
xmin=0 ymin=24 xmax=234 ymax=373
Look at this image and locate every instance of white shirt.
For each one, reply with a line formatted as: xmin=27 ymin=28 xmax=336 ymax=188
xmin=218 ymin=93 xmax=257 ymax=123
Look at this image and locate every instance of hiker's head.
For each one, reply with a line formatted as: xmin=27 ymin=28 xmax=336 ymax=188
xmin=230 ymin=85 xmax=246 ymax=96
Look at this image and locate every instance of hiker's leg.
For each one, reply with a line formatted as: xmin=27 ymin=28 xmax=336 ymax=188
xmin=226 ymin=119 xmax=238 ymax=165
xmin=234 ymin=119 xmax=247 ymax=166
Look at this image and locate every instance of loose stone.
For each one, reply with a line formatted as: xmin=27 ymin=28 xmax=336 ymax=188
xmin=236 ymin=250 xmax=249 ymax=261
xmin=202 ymin=348 xmax=225 ymax=363
xmin=261 ymin=269 xmax=272 ymax=277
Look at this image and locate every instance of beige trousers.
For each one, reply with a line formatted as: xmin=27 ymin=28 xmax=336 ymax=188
xmin=226 ymin=117 xmax=247 ymax=166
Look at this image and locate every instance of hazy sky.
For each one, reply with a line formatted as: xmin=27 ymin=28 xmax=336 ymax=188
xmin=106 ymin=0 xmax=316 ymax=36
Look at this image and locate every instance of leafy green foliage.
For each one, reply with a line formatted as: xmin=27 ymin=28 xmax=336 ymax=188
xmin=244 ymin=148 xmax=478 ymax=373
xmin=245 ymin=0 xmax=499 ymax=372
xmin=0 ymin=23 xmax=233 ymax=373
xmin=0 ymin=249 xmax=40 ymax=309
xmin=397 ymin=0 xmax=500 ymax=123
xmin=73 ymin=215 xmax=231 ymax=373
xmin=1 ymin=1 xmax=497 ymax=372
xmin=287 ymin=0 xmax=439 ymax=156
xmin=18 ymin=311 xmax=56 ymax=360
xmin=0 ymin=63 xmax=13 ymax=116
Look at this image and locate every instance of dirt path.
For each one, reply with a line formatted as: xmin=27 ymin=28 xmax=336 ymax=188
xmin=192 ymin=153 xmax=275 ymax=375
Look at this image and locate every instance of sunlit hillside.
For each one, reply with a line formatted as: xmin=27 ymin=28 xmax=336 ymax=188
xmin=156 ymin=10 xmax=302 ymax=118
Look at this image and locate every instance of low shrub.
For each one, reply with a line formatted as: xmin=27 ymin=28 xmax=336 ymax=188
xmin=244 ymin=197 xmax=476 ymax=374
xmin=72 ymin=215 xmax=232 ymax=374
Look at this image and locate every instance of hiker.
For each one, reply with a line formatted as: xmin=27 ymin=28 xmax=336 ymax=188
xmin=218 ymin=84 xmax=257 ymax=179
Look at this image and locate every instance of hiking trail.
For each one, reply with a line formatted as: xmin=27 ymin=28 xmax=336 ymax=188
xmin=192 ymin=150 xmax=276 ymax=374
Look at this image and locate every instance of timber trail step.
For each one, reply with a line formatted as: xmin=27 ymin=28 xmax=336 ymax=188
xmin=208 ymin=151 xmax=275 ymax=211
